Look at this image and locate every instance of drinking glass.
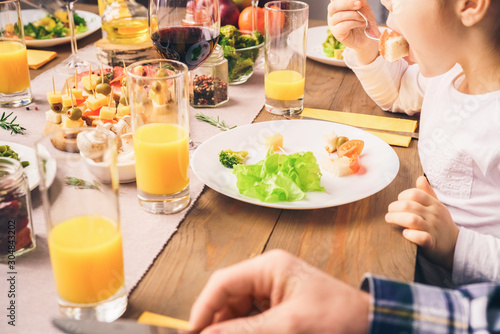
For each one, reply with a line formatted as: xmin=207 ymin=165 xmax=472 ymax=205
xmin=0 ymin=0 xmax=33 ymax=107
xmin=35 ymin=128 xmax=127 ymax=321
xmin=264 ymin=1 xmax=309 ymax=116
xmin=56 ymin=0 xmax=90 ymax=75
xmin=126 ymin=59 xmax=191 ymax=214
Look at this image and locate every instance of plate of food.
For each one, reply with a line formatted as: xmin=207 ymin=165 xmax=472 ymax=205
xmin=191 ymin=120 xmax=399 ymax=210
xmin=0 ymin=141 xmax=56 ymax=191
xmin=21 ymin=9 xmax=101 ymax=48
xmin=307 ymin=26 xmax=347 ymax=67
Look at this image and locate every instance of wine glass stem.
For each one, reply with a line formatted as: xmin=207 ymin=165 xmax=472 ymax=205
xmin=67 ymin=3 xmax=78 ymax=56
xmin=252 ymin=0 xmax=258 ymax=32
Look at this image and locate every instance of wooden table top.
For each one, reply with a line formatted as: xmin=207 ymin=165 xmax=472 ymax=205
xmin=34 ymin=4 xmax=420 ymax=322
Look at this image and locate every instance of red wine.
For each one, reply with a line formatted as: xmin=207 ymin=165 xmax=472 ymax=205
xmin=151 ymin=27 xmax=219 ymax=71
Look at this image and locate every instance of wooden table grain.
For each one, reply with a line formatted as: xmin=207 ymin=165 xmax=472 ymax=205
xmin=35 ymin=9 xmax=421 ymax=322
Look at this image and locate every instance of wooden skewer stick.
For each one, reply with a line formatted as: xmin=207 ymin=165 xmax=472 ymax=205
xmin=100 ymin=63 xmax=104 ymax=85
xmin=69 ymin=86 xmax=75 ymax=109
xmin=52 ymin=77 xmax=55 ymax=94
xmin=74 ymin=69 xmax=78 ymax=89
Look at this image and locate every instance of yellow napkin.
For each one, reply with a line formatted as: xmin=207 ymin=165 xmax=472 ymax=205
xmin=27 ymin=49 xmax=57 ymax=69
xmin=302 ymin=108 xmax=418 ymax=147
xmin=138 ymin=311 xmax=190 ymax=330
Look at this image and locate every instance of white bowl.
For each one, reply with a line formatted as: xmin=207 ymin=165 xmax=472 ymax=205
xmin=82 ymin=155 xmax=136 ymax=184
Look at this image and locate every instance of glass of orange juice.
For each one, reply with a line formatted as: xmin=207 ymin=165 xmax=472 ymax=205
xmin=0 ymin=0 xmax=32 ymax=108
xmin=264 ymin=1 xmax=309 ymax=116
xmin=126 ymin=60 xmax=191 ymax=214
xmin=35 ymin=128 xmax=127 ymax=321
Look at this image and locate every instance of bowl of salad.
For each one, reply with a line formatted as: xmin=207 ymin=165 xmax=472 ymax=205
xmin=218 ymin=25 xmax=264 ymax=85
xmin=21 ymin=9 xmax=101 ymax=48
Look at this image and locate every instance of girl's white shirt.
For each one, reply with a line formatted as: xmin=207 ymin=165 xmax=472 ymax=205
xmin=343 ymin=47 xmax=500 ymax=286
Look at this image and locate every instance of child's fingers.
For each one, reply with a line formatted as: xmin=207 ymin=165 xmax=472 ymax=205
xmin=397 ymin=188 xmax=435 ymax=206
xmin=385 ymin=211 xmax=427 ymax=231
xmin=330 ymin=20 xmax=366 ymax=35
xmin=328 ymin=10 xmax=365 ymax=27
xmin=402 ymin=229 xmax=433 ymax=248
xmin=416 ymin=175 xmax=438 ymax=199
xmin=328 ymin=0 xmax=361 ymax=16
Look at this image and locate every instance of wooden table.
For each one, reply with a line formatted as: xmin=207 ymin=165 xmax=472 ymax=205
xmin=33 ymin=5 xmax=421 ymax=323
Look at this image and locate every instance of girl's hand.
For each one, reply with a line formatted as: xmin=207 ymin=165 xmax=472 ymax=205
xmin=189 ymin=250 xmax=369 ymax=334
xmin=327 ymin=0 xmax=379 ymax=65
xmin=385 ymin=176 xmax=459 ymax=271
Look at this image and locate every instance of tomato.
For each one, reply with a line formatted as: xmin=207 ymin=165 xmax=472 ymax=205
xmin=348 ymin=154 xmax=360 ymax=173
xmin=337 ymin=140 xmax=364 ymax=158
xmin=83 ymin=107 xmax=102 ymax=117
xmin=238 ymin=6 xmax=265 ymax=34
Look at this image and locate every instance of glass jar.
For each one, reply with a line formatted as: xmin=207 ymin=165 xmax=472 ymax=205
xmin=190 ymin=45 xmax=229 ymax=108
xmin=101 ymin=0 xmax=149 ymax=44
xmin=0 ymin=157 xmax=35 ymax=262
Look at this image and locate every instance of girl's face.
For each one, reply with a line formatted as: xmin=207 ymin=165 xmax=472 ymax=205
xmin=381 ymin=0 xmax=461 ymax=77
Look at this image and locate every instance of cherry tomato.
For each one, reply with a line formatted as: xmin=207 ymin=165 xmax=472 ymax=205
xmin=337 ymin=140 xmax=364 ymax=158
xmin=348 ymin=154 xmax=360 ymax=173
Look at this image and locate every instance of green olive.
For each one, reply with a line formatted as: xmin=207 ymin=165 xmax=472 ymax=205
xmin=97 ymin=76 xmax=110 ymax=84
xmin=134 ymin=65 xmax=145 ymax=76
xmin=119 ymin=95 xmax=129 ymax=106
xmin=67 ymin=107 xmax=82 ymax=121
xmin=83 ymin=87 xmax=94 ymax=95
xmin=95 ymin=83 xmax=112 ymax=96
xmin=0 ymin=145 xmax=6 ymax=153
xmin=335 ymin=136 xmax=349 ymax=149
xmin=151 ymin=80 xmax=162 ymax=93
xmin=156 ymin=68 xmax=169 ymax=77
xmin=50 ymin=102 xmax=63 ymax=113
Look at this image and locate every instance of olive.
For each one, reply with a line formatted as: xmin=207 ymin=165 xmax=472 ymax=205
xmin=156 ymin=68 xmax=169 ymax=77
xmin=83 ymin=87 xmax=94 ymax=95
xmin=335 ymin=136 xmax=349 ymax=149
xmin=67 ymin=107 xmax=82 ymax=121
xmin=151 ymin=80 xmax=162 ymax=93
xmin=21 ymin=161 xmax=30 ymax=168
xmin=119 ymin=95 xmax=129 ymax=106
xmin=50 ymin=102 xmax=63 ymax=113
xmin=0 ymin=145 xmax=6 ymax=153
xmin=97 ymin=76 xmax=110 ymax=84
xmin=95 ymin=83 xmax=112 ymax=96
xmin=134 ymin=65 xmax=146 ymax=76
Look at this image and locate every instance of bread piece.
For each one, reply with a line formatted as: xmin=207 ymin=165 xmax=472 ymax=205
xmin=379 ymin=29 xmax=409 ymax=62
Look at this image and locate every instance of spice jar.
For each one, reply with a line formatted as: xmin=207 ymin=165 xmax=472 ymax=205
xmin=0 ymin=158 xmax=35 ymax=262
xmin=190 ymin=45 xmax=229 ymax=108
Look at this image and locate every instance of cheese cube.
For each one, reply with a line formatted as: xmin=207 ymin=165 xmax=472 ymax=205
xmin=85 ymin=93 xmax=108 ymax=110
xmin=62 ymin=117 xmax=84 ymax=128
xmin=71 ymin=88 xmax=84 ymax=100
xmin=117 ymin=104 xmax=131 ymax=117
xmin=149 ymin=89 xmax=171 ymax=105
xmin=47 ymin=91 xmax=62 ymax=104
xmin=45 ymin=110 xmax=62 ymax=124
xmin=265 ymin=133 xmax=284 ymax=152
xmin=81 ymin=74 xmax=100 ymax=91
xmin=61 ymin=94 xmax=77 ymax=108
xmin=99 ymin=106 xmax=116 ymax=120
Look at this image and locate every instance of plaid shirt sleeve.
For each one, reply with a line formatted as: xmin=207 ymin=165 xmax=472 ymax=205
xmin=361 ymin=274 xmax=500 ymax=334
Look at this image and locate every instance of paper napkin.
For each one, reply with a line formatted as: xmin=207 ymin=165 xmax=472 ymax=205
xmin=138 ymin=311 xmax=190 ymax=330
xmin=27 ymin=49 xmax=57 ymax=69
xmin=302 ymin=108 xmax=418 ymax=147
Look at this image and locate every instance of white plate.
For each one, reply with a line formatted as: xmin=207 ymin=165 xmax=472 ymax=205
xmin=307 ymin=26 xmax=347 ymax=67
xmin=191 ymin=120 xmax=399 ymax=210
xmin=0 ymin=141 xmax=56 ymax=191
xmin=22 ymin=10 xmax=101 ymax=48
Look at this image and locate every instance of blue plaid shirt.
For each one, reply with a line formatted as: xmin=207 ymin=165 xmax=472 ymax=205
xmin=362 ymin=275 xmax=500 ymax=333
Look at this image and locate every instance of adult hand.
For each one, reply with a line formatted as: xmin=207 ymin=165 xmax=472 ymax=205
xmin=385 ymin=176 xmax=460 ymax=270
xmin=327 ymin=0 xmax=379 ymax=65
xmin=189 ymin=250 xmax=369 ymax=334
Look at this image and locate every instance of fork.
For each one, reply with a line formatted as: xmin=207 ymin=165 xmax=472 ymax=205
xmin=357 ymin=10 xmax=380 ymax=41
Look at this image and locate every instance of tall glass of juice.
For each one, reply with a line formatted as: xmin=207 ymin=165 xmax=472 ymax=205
xmin=264 ymin=1 xmax=309 ymax=116
xmin=35 ymin=128 xmax=127 ymax=321
xmin=0 ymin=0 xmax=32 ymax=108
xmin=126 ymin=59 xmax=190 ymax=214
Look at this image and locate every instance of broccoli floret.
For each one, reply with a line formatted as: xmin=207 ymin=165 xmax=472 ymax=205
xmin=235 ymin=34 xmax=257 ymax=48
xmin=73 ymin=13 xmax=86 ymax=27
xmin=252 ymin=30 xmax=264 ymax=45
xmin=219 ymin=25 xmax=238 ymax=44
xmin=219 ymin=149 xmax=249 ymax=169
xmin=228 ymin=57 xmax=254 ymax=82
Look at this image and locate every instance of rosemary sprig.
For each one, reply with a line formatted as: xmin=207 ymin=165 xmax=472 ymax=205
xmin=195 ymin=113 xmax=236 ymax=131
xmin=0 ymin=112 xmax=26 ymax=135
xmin=65 ymin=176 xmax=102 ymax=191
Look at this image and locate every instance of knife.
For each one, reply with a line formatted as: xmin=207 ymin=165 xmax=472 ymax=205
xmin=53 ymin=318 xmax=197 ymax=334
xmin=283 ymin=115 xmax=419 ymax=139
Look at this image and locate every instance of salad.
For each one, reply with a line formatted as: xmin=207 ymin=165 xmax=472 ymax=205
xmin=23 ymin=10 xmax=87 ymax=40
xmin=322 ymin=29 xmax=346 ymax=60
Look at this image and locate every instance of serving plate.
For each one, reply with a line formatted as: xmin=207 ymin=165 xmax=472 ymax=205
xmin=307 ymin=26 xmax=347 ymax=67
xmin=191 ymin=120 xmax=399 ymax=210
xmin=22 ymin=10 xmax=101 ymax=48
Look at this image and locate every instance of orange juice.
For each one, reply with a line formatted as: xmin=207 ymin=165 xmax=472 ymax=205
xmin=0 ymin=41 xmax=30 ymax=94
xmin=48 ymin=216 xmax=124 ymax=304
xmin=134 ymin=123 xmax=189 ymax=195
xmin=265 ymin=70 xmax=305 ymax=101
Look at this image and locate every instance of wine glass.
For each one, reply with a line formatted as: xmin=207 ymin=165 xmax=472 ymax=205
xmin=149 ymin=0 xmax=220 ymax=149
xmin=56 ymin=0 xmax=90 ymax=75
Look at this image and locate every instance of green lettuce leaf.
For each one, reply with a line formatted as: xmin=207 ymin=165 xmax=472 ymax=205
xmin=233 ymin=150 xmax=325 ymax=203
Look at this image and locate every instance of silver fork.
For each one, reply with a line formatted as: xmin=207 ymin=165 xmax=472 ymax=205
xmin=357 ymin=10 xmax=380 ymax=41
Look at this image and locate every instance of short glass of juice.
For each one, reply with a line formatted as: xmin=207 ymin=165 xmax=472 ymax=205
xmin=0 ymin=0 xmax=33 ymax=108
xmin=35 ymin=127 xmax=127 ymax=321
xmin=264 ymin=1 xmax=309 ymax=116
xmin=126 ymin=59 xmax=191 ymax=214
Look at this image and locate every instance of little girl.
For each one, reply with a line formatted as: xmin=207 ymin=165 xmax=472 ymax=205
xmin=328 ymin=0 xmax=500 ymax=287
